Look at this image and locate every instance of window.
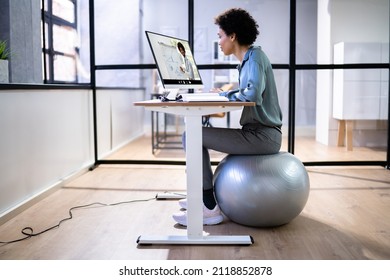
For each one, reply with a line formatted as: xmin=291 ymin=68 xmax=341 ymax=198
xmin=42 ymin=0 xmax=90 ymax=83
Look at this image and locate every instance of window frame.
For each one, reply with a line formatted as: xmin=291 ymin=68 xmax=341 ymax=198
xmin=42 ymin=0 xmax=78 ymax=84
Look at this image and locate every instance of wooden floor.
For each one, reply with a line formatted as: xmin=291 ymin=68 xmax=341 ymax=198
xmin=0 ymin=136 xmax=389 ymax=260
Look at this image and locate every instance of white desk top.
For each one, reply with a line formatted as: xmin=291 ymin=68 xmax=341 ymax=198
xmin=134 ymin=99 xmax=255 ymax=108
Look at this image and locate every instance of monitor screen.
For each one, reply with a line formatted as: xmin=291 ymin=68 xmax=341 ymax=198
xmin=145 ymin=31 xmax=203 ymax=92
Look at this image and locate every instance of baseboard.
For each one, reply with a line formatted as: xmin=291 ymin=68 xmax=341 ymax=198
xmin=0 ymin=165 xmax=93 ymax=226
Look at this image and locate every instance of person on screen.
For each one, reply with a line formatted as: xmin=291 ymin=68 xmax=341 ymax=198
xmin=173 ymin=8 xmax=283 ymax=226
xmin=177 ymin=42 xmax=195 ymax=80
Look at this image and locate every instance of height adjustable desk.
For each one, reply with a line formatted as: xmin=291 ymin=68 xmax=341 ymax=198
xmin=134 ymin=99 xmax=255 ymax=245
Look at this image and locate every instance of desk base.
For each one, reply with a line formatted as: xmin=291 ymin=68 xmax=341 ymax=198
xmin=155 ymin=192 xmax=186 ymax=200
xmin=137 ymin=235 xmax=254 ymax=245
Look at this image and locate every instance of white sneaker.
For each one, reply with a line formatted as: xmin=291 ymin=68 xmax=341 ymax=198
xmin=172 ymin=204 xmax=223 ymax=226
xmin=178 ymin=198 xmax=187 ymax=209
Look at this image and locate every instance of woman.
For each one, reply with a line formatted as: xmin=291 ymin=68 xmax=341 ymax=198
xmin=173 ymin=8 xmax=283 ymax=226
xmin=177 ymin=42 xmax=195 ymax=80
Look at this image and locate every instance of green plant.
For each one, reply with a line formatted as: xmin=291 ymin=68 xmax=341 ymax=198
xmin=0 ymin=40 xmax=11 ymax=60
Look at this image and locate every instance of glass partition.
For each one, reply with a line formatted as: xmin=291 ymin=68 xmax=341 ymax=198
xmin=295 ymin=69 xmax=388 ymax=163
xmin=93 ymin=0 xmax=388 ymax=166
xmin=194 ymin=0 xmax=290 ymax=65
xmin=142 ymin=0 xmax=188 ymax=65
xmin=94 ymin=0 xmax=143 ymax=65
xmin=2 ymin=0 xmax=387 ymax=167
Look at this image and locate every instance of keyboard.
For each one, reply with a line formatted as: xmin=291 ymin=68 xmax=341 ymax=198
xmin=180 ymin=93 xmax=229 ymax=102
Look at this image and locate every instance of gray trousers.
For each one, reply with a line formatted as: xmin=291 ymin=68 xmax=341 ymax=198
xmin=183 ymin=123 xmax=282 ymax=191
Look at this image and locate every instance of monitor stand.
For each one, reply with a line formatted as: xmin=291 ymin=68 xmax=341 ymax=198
xmin=162 ymin=88 xmax=180 ymax=101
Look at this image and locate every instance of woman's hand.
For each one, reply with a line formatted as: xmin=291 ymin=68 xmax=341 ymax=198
xmin=209 ymin=87 xmax=223 ymax=93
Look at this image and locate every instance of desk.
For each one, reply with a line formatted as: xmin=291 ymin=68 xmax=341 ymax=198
xmin=134 ymin=100 xmax=255 ymax=245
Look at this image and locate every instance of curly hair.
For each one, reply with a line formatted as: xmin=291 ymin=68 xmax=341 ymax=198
xmin=214 ymin=8 xmax=259 ymax=46
xmin=177 ymin=42 xmax=185 ymax=51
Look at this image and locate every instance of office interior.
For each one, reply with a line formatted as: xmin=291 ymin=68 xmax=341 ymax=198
xmin=0 ymin=0 xmax=389 ymax=259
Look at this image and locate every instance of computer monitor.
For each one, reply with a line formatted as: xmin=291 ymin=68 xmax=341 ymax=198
xmin=145 ymin=31 xmax=204 ymax=99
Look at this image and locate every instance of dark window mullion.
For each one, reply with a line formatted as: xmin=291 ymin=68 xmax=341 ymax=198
xmin=44 ymin=12 xmax=55 ymax=83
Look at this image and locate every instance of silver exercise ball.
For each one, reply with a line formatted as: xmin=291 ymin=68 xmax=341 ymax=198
xmin=213 ymin=152 xmax=310 ymax=227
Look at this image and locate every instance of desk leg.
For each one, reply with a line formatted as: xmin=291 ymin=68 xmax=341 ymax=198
xmin=151 ymin=111 xmax=155 ymax=154
xmin=137 ymin=112 xmax=253 ymax=246
xmin=184 ymin=115 xmax=204 ymax=238
xmin=181 ymin=116 xmax=252 ymax=244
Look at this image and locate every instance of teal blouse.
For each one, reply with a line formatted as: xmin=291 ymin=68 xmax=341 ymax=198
xmin=220 ymin=46 xmax=283 ymax=128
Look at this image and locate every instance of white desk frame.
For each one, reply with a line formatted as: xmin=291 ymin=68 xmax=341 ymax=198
xmin=134 ymin=100 xmax=255 ymax=245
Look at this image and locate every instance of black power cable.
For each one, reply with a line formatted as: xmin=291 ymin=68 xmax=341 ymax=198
xmin=0 ymin=196 xmax=156 ymax=245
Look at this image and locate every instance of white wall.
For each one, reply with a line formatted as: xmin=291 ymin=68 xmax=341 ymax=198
xmin=0 ymin=89 xmax=93 ymax=219
xmin=0 ymin=87 xmax=145 ymax=221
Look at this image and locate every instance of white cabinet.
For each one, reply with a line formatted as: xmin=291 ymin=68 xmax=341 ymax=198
xmin=333 ymin=42 xmax=388 ymax=120
xmin=332 ymin=42 xmax=388 ymax=150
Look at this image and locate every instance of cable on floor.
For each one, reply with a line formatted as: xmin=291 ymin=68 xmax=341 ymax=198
xmin=0 ymin=196 xmax=156 ymax=245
